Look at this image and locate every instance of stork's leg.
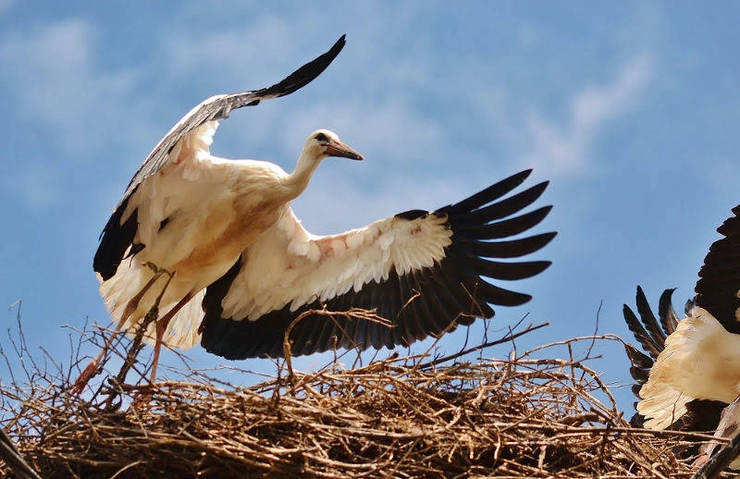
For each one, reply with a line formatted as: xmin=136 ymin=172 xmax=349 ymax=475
xmin=71 ymin=271 xmax=167 ymax=394
xmin=693 ymin=398 xmax=740 ymax=472
xmin=148 ymin=292 xmax=194 ymax=384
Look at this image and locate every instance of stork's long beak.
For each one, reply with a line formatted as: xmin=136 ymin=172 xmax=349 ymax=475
xmin=326 ymin=139 xmax=364 ymax=161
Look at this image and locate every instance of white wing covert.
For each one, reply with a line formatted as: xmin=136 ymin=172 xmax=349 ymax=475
xmin=93 ymin=35 xmax=347 ymax=281
xmin=200 ymin=169 xmax=556 ymax=359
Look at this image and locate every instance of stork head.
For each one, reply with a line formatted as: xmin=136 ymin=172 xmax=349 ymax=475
xmin=306 ymin=129 xmax=364 ymax=162
xmin=286 ymin=129 xmax=364 ymax=198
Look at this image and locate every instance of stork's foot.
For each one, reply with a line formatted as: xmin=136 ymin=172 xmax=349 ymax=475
xmin=144 ymin=262 xmax=174 ymax=278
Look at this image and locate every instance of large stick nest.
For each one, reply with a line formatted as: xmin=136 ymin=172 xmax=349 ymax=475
xmin=0 ymin=317 xmax=732 ymax=478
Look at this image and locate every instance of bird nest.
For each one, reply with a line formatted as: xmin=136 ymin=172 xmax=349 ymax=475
xmin=0 ymin=317 xmax=732 ymax=478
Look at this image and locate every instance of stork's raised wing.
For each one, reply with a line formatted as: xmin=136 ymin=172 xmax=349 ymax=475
xmin=93 ymin=35 xmax=347 ymax=281
xmin=623 ymin=286 xmax=679 ymax=361
xmin=695 ymin=205 xmax=740 ymax=334
xmin=200 ymin=169 xmax=556 ymax=360
xmin=623 ymin=286 xmax=726 ymax=431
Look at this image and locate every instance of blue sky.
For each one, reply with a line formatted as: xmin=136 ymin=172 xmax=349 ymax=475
xmin=1 ymin=1 xmax=739 ymax=413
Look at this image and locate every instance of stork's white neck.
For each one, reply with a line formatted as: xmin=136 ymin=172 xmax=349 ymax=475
xmin=279 ymin=148 xmax=324 ymax=202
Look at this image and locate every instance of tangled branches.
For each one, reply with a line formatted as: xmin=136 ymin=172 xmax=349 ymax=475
xmin=0 ymin=315 xmax=731 ymax=478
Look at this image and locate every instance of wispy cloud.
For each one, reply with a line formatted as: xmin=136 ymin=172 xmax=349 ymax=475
xmin=157 ymin=15 xmax=297 ymax=84
xmin=0 ymin=19 xmax=158 ymax=209
xmin=0 ymin=19 xmax=141 ymax=156
xmin=152 ymin=9 xmax=452 ymax=180
xmin=0 ymin=4 xmax=656 ymax=215
xmin=518 ymin=53 xmax=654 ymax=177
xmin=276 ymin=100 xmax=448 ymax=169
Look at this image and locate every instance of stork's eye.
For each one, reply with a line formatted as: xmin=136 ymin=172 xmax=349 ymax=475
xmin=315 ymin=133 xmax=329 ymax=142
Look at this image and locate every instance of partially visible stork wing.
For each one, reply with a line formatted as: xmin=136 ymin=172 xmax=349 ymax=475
xmin=658 ymin=287 xmax=680 ymax=336
xmin=695 ymin=205 xmax=740 ymax=334
xmin=93 ymin=35 xmax=347 ymax=281
xmin=121 ymin=35 xmax=346 ymax=202
xmin=623 ymin=286 xmax=726 ymax=431
xmin=200 ymin=169 xmax=556 ymax=359
xmin=623 ymin=286 xmax=675 ymax=361
xmin=623 ymin=286 xmax=678 ymax=426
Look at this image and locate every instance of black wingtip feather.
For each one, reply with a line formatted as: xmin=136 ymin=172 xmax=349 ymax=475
xmin=461 ymin=257 xmax=552 ymax=281
xmin=458 ymin=181 xmax=550 ymax=226
xmin=624 ymin=343 xmax=653 ymax=371
xmin=465 ymin=277 xmax=533 ymax=307
xmin=657 ymin=288 xmax=679 ymax=336
xmin=94 ymin=197 xmax=138 ymax=281
xmin=695 ymin=204 xmax=740 ymax=334
xmin=253 ymin=35 xmax=346 ymax=100
xmin=444 ymin=169 xmax=533 ymax=216
xmin=635 ymin=285 xmax=668 ymax=349
xmin=461 ymin=232 xmax=557 ymax=259
xmin=623 ymin=303 xmax=660 ymax=360
xmin=623 ymin=286 xmax=668 ymax=360
xmin=458 ymin=206 xmax=553 ymax=240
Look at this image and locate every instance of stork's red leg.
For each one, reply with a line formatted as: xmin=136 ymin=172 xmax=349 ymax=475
xmin=148 ymin=292 xmax=194 ymax=384
xmin=71 ymin=271 xmax=166 ymax=394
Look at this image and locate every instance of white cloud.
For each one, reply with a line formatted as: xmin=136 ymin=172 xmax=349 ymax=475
xmin=0 ymin=19 xmax=141 ymax=156
xmin=0 ymin=5 xmax=656 ymax=218
xmin=0 ymin=19 xmax=157 ymax=209
xmin=276 ymin=100 xmax=448 ymax=169
xmin=517 ymin=53 xmax=654 ymax=177
xmin=157 ymin=12 xmax=454 ymax=181
xmin=158 ymin=15 xmax=296 ymax=83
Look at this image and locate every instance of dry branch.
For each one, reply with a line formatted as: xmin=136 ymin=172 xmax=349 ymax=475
xmin=0 ymin=317 xmax=734 ymax=478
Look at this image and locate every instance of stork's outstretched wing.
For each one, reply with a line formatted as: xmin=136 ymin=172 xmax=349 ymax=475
xmin=93 ymin=35 xmax=347 ymax=281
xmin=695 ymin=205 xmax=740 ymax=335
xmin=200 ymin=169 xmax=556 ymax=359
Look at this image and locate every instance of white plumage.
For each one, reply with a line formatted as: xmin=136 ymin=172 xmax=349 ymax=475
xmin=76 ymin=35 xmax=556 ymax=391
xmin=636 ymin=307 xmax=740 ymax=429
xmin=219 ymin=209 xmax=452 ymax=322
xmin=623 ymin=204 xmax=740 ymax=470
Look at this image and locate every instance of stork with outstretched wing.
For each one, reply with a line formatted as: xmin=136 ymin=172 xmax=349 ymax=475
xmin=80 ymin=35 xmax=557 ymax=392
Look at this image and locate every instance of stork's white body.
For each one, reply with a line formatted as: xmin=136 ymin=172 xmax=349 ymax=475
xmin=101 ymin=121 xmax=452 ymax=351
xmin=101 ymin=122 xmax=288 ymax=348
xmin=624 ymin=203 xmax=740 ymax=472
xmin=638 ymin=307 xmax=740 ymax=429
xmin=220 ymin=205 xmax=451 ymax=322
xmin=81 ymin=35 xmax=554 ymax=391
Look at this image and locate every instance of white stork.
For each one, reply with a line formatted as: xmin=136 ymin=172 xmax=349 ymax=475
xmin=623 ymin=205 xmax=740 ymax=468
xmin=79 ymin=35 xmax=556 ymax=390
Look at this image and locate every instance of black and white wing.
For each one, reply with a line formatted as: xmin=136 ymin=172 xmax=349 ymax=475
xmin=93 ymin=35 xmax=347 ymax=281
xmin=200 ymin=169 xmax=556 ymax=359
xmin=623 ymin=286 xmax=726 ymax=430
xmin=623 ymin=286 xmax=679 ymax=361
